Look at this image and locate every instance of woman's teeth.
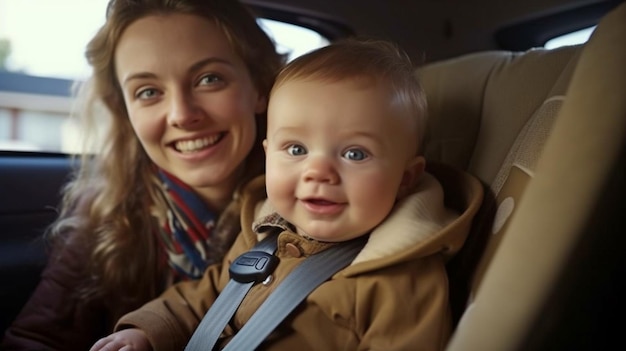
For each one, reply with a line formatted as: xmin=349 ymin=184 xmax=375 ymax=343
xmin=175 ymin=135 xmax=220 ymax=153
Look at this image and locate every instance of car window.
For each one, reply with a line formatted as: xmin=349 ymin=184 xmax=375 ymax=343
xmin=0 ymin=0 xmax=329 ymax=153
xmin=544 ymin=26 xmax=596 ymax=49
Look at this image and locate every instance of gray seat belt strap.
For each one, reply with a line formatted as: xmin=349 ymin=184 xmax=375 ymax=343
xmin=185 ymin=233 xmax=279 ymax=351
xmin=222 ymin=235 xmax=368 ymax=351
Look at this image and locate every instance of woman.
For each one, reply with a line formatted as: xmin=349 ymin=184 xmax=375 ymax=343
xmin=1 ymin=0 xmax=283 ymax=350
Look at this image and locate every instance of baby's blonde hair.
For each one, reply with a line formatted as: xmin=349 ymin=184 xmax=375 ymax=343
xmin=271 ymin=38 xmax=428 ymax=155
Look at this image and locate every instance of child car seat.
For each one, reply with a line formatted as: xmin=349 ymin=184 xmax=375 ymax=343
xmin=417 ymin=2 xmax=625 ymax=349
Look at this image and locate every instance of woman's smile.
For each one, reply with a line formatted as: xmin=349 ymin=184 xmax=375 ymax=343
xmin=173 ymin=133 xmax=225 ymax=153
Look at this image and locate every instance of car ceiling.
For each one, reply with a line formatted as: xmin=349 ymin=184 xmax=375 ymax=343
xmin=244 ymin=0 xmax=622 ymax=63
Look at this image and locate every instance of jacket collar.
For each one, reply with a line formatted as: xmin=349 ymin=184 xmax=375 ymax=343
xmin=251 ymin=172 xmax=458 ymax=266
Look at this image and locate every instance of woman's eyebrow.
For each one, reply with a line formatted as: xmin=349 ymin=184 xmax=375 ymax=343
xmin=121 ymin=57 xmax=234 ymax=86
xmin=188 ymin=57 xmax=234 ymax=73
xmin=121 ymin=71 xmax=157 ymax=86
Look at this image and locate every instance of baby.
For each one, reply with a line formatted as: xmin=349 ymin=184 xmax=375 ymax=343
xmin=91 ymin=38 xmax=482 ymax=351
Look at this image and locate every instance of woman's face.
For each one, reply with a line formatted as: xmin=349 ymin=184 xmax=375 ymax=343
xmin=115 ymin=13 xmax=266 ymax=208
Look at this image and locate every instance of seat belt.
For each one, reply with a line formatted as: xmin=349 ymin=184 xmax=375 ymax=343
xmin=222 ymin=235 xmax=367 ymax=350
xmin=185 ymin=234 xmax=368 ymax=351
xmin=185 ymin=233 xmax=280 ymax=351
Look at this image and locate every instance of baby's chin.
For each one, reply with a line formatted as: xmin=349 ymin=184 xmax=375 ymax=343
xmin=295 ymin=227 xmax=366 ymax=243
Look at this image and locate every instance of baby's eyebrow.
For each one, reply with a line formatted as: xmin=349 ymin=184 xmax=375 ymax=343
xmin=269 ymin=126 xmax=306 ymax=138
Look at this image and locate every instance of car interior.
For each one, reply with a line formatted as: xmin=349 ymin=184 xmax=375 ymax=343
xmin=1 ymin=0 xmax=624 ymax=349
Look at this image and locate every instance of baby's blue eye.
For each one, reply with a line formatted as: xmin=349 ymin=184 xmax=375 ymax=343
xmin=343 ymin=148 xmax=368 ymax=161
xmin=287 ymin=144 xmax=307 ymax=156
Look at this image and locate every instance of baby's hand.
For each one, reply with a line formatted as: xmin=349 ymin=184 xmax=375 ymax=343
xmin=89 ymin=328 xmax=152 ymax=351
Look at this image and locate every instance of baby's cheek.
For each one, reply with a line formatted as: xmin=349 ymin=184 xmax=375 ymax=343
xmin=353 ymin=175 xmax=399 ymax=216
xmin=265 ymin=165 xmax=294 ymax=204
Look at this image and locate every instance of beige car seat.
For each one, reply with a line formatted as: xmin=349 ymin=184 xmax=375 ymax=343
xmin=419 ymin=39 xmax=583 ymax=326
xmin=417 ymin=2 xmax=625 ymax=349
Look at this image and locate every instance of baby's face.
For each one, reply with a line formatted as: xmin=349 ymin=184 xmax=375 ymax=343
xmin=264 ymin=78 xmax=423 ymax=242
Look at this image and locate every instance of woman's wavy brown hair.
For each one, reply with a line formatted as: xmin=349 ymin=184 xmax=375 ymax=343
xmin=48 ymin=0 xmax=284 ymax=307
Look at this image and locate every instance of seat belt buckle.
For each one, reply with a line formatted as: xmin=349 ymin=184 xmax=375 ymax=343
xmin=229 ymin=251 xmax=280 ymax=283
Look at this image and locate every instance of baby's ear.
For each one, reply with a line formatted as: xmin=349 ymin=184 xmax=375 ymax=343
xmin=398 ymin=156 xmax=426 ymax=199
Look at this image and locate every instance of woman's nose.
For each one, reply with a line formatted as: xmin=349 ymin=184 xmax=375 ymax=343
xmin=303 ymin=155 xmax=340 ymax=185
xmin=167 ymin=91 xmax=203 ymax=128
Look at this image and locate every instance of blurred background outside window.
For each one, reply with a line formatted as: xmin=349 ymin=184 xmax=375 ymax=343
xmin=0 ymin=0 xmax=329 ymax=153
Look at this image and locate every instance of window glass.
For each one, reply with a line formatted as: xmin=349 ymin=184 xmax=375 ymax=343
xmin=0 ymin=0 xmax=103 ymax=80
xmin=258 ymin=19 xmax=330 ymax=61
xmin=544 ymin=26 xmax=596 ymax=49
xmin=0 ymin=1 xmax=329 ymax=153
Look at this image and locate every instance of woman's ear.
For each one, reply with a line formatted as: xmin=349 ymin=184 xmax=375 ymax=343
xmin=262 ymin=139 xmax=268 ymax=154
xmin=398 ymin=155 xmax=426 ymax=199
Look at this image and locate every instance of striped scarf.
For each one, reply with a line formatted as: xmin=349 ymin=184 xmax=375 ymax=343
xmin=155 ymin=169 xmax=239 ymax=280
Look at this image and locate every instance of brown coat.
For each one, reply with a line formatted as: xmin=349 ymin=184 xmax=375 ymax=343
xmin=1 ymin=231 xmax=131 ymax=351
xmin=117 ymin=163 xmax=483 ymax=351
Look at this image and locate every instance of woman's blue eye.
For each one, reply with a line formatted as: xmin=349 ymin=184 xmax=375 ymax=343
xmin=287 ymin=144 xmax=307 ymax=156
xmin=136 ymin=88 xmax=158 ymax=100
xmin=199 ymin=74 xmax=221 ymax=86
xmin=343 ymin=148 xmax=368 ymax=161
